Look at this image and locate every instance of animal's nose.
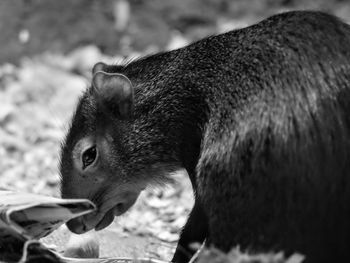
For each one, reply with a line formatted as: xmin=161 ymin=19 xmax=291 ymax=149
xmin=66 ymin=217 xmax=88 ymax=234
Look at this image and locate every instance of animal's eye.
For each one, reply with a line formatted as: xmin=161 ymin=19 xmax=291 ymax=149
xmin=82 ymin=146 xmax=97 ymax=170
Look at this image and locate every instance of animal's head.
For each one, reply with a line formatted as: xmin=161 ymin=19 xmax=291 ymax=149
xmin=60 ymin=62 xmax=180 ymax=234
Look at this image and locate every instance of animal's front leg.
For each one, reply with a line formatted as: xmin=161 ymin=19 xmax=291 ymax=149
xmin=172 ymin=200 xmax=208 ymax=263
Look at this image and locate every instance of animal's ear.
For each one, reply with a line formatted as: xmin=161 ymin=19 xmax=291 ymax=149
xmin=92 ymin=62 xmax=107 ymax=75
xmin=92 ymin=71 xmax=134 ymax=119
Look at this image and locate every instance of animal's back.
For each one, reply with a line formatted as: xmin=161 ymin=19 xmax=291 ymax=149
xmin=193 ymin=11 xmax=350 ymax=262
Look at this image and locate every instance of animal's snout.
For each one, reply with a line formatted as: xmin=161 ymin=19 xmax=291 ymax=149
xmin=66 ymin=217 xmax=88 ymax=234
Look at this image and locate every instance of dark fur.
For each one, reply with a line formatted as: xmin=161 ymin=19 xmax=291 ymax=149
xmin=61 ymin=11 xmax=350 ymax=263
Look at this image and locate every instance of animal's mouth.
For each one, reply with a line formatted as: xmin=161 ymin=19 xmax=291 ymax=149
xmin=66 ymin=194 xmax=139 ymax=234
xmin=94 ymin=207 xmax=115 ymax=231
xmin=94 ymin=201 xmax=132 ymax=230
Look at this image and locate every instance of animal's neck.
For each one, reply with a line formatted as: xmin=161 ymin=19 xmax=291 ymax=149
xmin=134 ymin=80 xmax=207 ymax=175
xmin=122 ymin=50 xmax=210 ymax=175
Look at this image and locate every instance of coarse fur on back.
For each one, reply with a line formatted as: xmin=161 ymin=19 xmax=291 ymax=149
xmin=60 ymin=11 xmax=350 ymax=263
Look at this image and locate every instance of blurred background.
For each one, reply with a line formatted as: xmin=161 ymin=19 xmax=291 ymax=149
xmin=2 ymin=0 xmax=350 ymax=63
xmin=1 ymin=0 xmax=350 ymax=261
